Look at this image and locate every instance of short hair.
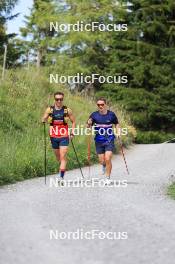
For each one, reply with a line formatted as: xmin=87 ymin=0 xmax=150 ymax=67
xmin=54 ymin=92 xmax=64 ymax=98
xmin=96 ymin=97 xmax=107 ymax=104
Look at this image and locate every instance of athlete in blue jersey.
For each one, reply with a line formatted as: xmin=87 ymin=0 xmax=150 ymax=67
xmin=87 ymin=97 xmax=120 ymax=184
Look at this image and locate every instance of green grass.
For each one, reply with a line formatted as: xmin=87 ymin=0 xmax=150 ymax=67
xmin=167 ymin=183 xmax=175 ymax=199
xmin=135 ymin=131 xmax=175 ymax=144
xmin=0 ymin=68 xmax=135 ymax=185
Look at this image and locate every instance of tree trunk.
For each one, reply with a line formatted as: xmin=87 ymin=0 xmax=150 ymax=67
xmin=2 ymin=44 xmax=7 ymax=81
xmin=36 ymin=49 xmax=42 ymax=68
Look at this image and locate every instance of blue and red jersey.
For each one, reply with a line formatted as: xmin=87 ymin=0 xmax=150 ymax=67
xmin=49 ymin=107 xmax=69 ymax=138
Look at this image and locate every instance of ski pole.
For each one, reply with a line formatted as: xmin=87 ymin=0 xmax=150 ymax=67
xmin=87 ymin=134 xmax=92 ymax=179
xmin=118 ymin=137 xmax=130 ymax=175
xmin=43 ymin=122 xmax=47 ymax=184
xmin=70 ymin=138 xmax=84 ymax=179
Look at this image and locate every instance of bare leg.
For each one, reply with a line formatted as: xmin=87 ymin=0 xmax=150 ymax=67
xmin=54 ymin=149 xmax=60 ymax=163
xmin=105 ymin=151 xmax=113 ymax=178
xmin=98 ymin=153 xmax=105 ymax=165
xmin=59 ymin=146 xmax=69 ymax=171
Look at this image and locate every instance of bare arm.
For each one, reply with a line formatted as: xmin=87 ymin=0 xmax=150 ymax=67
xmin=68 ymin=108 xmax=76 ymax=134
xmin=86 ymin=117 xmax=93 ymax=128
xmin=114 ymin=123 xmax=121 ymax=138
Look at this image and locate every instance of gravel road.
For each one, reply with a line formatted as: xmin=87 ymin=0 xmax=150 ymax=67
xmin=0 ymin=143 xmax=175 ymax=264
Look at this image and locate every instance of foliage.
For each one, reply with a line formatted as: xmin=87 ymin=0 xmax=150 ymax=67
xmin=168 ymin=183 xmax=175 ymax=199
xmin=0 ymin=0 xmax=21 ymax=66
xmin=1 ymin=0 xmax=175 ymax=143
xmin=20 ymin=0 xmax=59 ymax=67
xmin=98 ymin=0 xmax=175 ymax=140
xmin=135 ymin=131 xmax=175 ymax=144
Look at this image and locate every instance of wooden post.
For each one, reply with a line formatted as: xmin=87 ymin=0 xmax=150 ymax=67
xmin=2 ymin=44 xmax=7 ymax=81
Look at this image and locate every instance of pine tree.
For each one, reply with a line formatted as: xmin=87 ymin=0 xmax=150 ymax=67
xmin=51 ymin=0 xmax=126 ymax=92
xmin=99 ymin=0 xmax=175 ymax=134
xmin=20 ymin=0 xmax=58 ymax=68
xmin=0 ymin=0 xmax=19 ymax=65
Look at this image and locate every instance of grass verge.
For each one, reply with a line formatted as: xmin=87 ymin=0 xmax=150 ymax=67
xmin=167 ymin=183 xmax=175 ymax=200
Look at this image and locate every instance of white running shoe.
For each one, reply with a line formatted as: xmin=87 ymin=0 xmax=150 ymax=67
xmin=102 ymin=164 xmax=106 ymax=175
xmin=104 ymin=177 xmax=111 ymax=185
xmin=81 ymin=176 xmax=84 ymax=181
xmin=57 ymin=177 xmax=64 ymax=186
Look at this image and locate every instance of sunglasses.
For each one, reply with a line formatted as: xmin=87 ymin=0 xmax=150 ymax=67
xmin=55 ymin=98 xmax=63 ymax=101
xmin=97 ymin=103 xmax=105 ymax=107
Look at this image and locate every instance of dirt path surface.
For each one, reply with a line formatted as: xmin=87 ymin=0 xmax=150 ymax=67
xmin=0 ymin=143 xmax=175 ymax=264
